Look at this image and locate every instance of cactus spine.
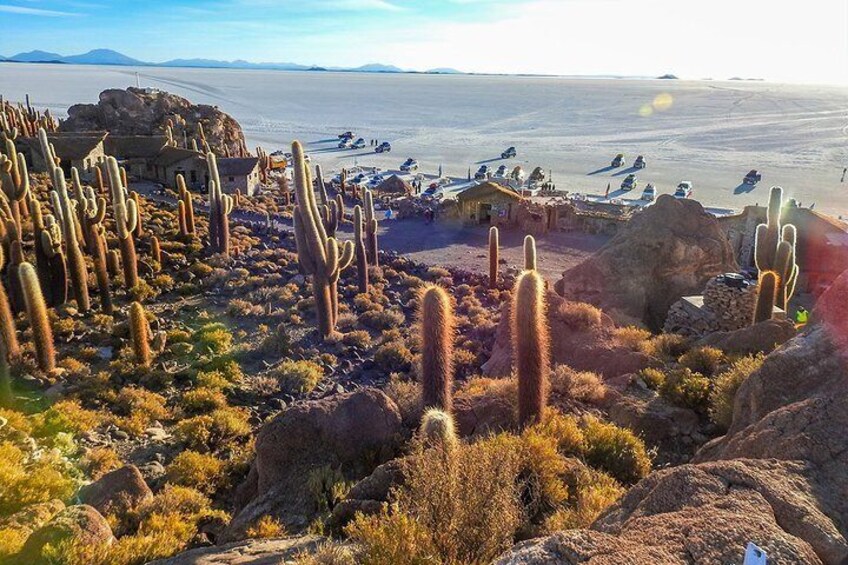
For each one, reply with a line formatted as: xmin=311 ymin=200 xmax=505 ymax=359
xmin=206 ymin=153 xmax=234 ymax=256
xmin=19 ymin=262 xmax=55 ymax=373
xmin=129 ymin=301 xmax=151 ymax=368
xmin=512 ymin=270 xmax=549 ymax=427
xmin=419 ymin=408 xmax=458 ymax=450
xmin=419 ymin=285 xmax=454 ymax=412
xmin=753 ymin=186 xmax=798 ymax=317
xmin=291 ymin=141 xmax=354 ymax=339
xmin=46 ymin=153 xmax=89 ymax=312
xmin=106 ymin=156 xmax=139 ymax=290
xmin=523 ymin=235 xmax=537 ymax=271
xmin=353 ymin=205 xmax=369 ymax=294
xmin=489 ymin=226 xmax=499 ymax=289
xmin=753 ymin=271 xmax=778 ymax=324
xmin=151 ymin=236 xmax=161 ymax=267
xmin=130 ymin=191 xmax=143 ymax=238
xmin=364 ymin=189 xmax=378 ymax=267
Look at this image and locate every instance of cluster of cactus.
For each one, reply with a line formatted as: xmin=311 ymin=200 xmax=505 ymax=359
xmin=0 ymin=133 xmax=30 ymax=229
xmin=353 ymin=205 xmax=369 ymax=293
xmin=206 ymin=153 xmax=234 ymax=256
xmin=291 ymin=141 xmax=354 ymax=339
xmin=37 ymin=214 xmax=69 ymax=307
xmin=1 ymin=98 xmax=58 ymax=139
xmin=753 ymin=186 xmax=798 ymax=323
xmin=257 ymin=146 xmax=270 ymax=184
xmin=489 ymin=226 xmax=499 ymax=289
xmin=176 ymin=174 xmax=196 ymax=237
xmin=105 ymin=156 xmax=140 ymax=290
xmin=40 ymin=130 xmax=90 ymax=312
xmin=419 ymin=285 xmax=455 ymax=412
xmin=78 ymin=184 xmax=113 ymax=313
xmin=512 ymin=270 xmax=549 ymax=427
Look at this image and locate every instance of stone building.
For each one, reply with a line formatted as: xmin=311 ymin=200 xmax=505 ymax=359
xmin=152 ymin=147 xmax=207 ymax=190
xmin=104 ymin=135 xmax=168 ymax=180
xmin=455 ymin=181 xmax=524 ymax=226
xmin=217 ymin=157 xmax=261 ymax=196
xmin=18 ymin=131 xmax=107 ymax=176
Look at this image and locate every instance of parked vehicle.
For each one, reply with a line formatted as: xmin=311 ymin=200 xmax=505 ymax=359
xmin=352 ymin=138 xmax=366 ymax=149
xmin=400 ymin=158 xmax=419 ymax=172
xmin=494 ymin=165 xmax=508 ymax=178
xmin=375 ymin=142 xmax=392 ymax=153
xmin=511 ymin=166 xmax=526 ymax=183
xmin=501 ymin=146 xmax=517 ymax=159
xmin=675 ymin=181 xmax=693 ymax=198
xmin=428 ymin=177 xmax=451 ymax=189
xmin=611 ymin=153 xmax=625 ymax=167
xmin=338 ymin=131 xmax=354 ymax=140
xmin=530 ymin=167 xmax=546 ymax=182
xmin=634 ymin=155 xmax=646 ymax=169
xmin=475 ymin=165 xmax=490 ymax=180
xmin=338 ymin=138 xmax=352 ymax=149
xmin=620 ymin=174 xmax=638 ymax=190
xmin=641 ymin=183 xmax=656 ymax=201
xmin=368 ymin=174 xmax=386 ymax=188
xmin=744 ymin=169 xmax=762 ymax=185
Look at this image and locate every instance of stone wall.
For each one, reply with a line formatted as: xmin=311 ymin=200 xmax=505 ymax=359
xmin=663 ymin=275 xmax=758 ymax=337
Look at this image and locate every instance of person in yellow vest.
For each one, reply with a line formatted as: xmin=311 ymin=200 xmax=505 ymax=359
xmin=795 ymin=307 xmax=809 ymax=325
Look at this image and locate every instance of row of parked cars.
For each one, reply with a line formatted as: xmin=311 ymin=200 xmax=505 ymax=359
xmin=338 ymin=131 xmax=392 ymax=153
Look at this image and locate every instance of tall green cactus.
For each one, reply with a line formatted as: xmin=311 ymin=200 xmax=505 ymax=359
xmin=129 ymin=301 xmax=151 ymax=368
xmin=419 ymin=285 xmax=454 ymax=412
xmin=0 ymin=246 xmax=20 ymax=362
xmin=315 ymin=164 xmax=329 ymax=207
xmin=753 ymin=271 xmax=778 ymax=324
xmin=753 ymin=186 xmax=798 ymax=315
xmin=364 ymin=189 xmax=379 ymax=267
xmin=512 ymin=270 xmax=549 ymax=427
xmin=353 ymin=205 xmax=369 ymax=294
xmin=79 ymin=187 xmax=112 ymax=314
xmin=489 ymin=226 xmax=499 ymax=289
xmin=206 ymin=153 xmax=234 ymax=256
xmin=0 ymin=138 xmax=28 ymax=230
xmin=523 ymin=235 xmax=537 ymax=271
xmin=106 ymin=156 xmax=139 ymax=290
xmin=291 ymin=141 xmax=354 ymax=339
xmin=176 ymin=174 xmax=196 ymax=234
xmin=39 ymin=215 xmax=69 ymax=307
xmin=19 ymin=262 xmax=55 ymax=373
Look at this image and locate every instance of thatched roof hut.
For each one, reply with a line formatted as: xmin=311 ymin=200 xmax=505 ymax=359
xmin=455 ymin=181 xmax=524 ymax=226
xmin=376 ymin=175 xmax=412 ymax=196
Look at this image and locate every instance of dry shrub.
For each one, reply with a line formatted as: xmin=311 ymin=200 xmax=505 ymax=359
xmin=551 ymin=365 xmax=607 ymax=404
xmin=273 ymin=360 xmax=324 ymax=395
xmin=346 ymin=509 xmax=437 ymax=565
xmin=294 ymin=543 xmax=358 ymax=565
xmin=678 ymin=346 xmax=724 ymax=377
xmin=374 ymin=341 xmax=413 ymax=373
xmin=193 ymin=323 xmax=233 ymax=354
xmin=111 ymin=387 xmax=170 ymax=436
xmin=660 ymin=368 xmax=710 ymax=413
xmin=556 ymin=301 xmax=602 ymax=331
xmin=80 ymin=447 xmax=122 ymax=480
xmin=32 ymin=400 xmax=103 ymax=438
xmin=342 ymin=330 xmax=372 ymax=349
xmin=543 ymin=467 xmax=624 ymax=531
xmin=581 ymin=415 xmax=651 ymax=485
xmin=384 ymin=376 xmax=423 ymax=427
xmin=643 ymin=333 xmax=690 ymax=359
xmin=0 ymin=441 xmax=79 ymax=515
xmin=637 ymin=367 xmax=665 ymax=390
xmin=182 ymin=387 xmax=228 ymax=413
xmin=174 ymin=407 xmax=251 ymax=452
xmin=165 ymin=451 xmax=227 ymax=493
xmin=612 ymin=326 xmax=652 ymax=351
xmin=359 ymin=309 xmax=405 ymax=331
xmin=245 ymin=515 xmax=286 ymax=539
xmin=709 ymin=354 xmax=764 ymax=430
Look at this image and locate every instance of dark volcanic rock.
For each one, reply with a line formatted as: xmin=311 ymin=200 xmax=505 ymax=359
xmin=61 ymin=87 xmax=246 ymax=156
xmin=554 ymin=195 xmax=738 ymax=330
xmin=78 ymin=464 xmax=153 ymax=516
xmin=696 ymin=318 xmax=796 ymax=354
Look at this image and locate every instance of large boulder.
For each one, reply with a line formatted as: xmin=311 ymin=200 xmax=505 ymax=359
xmin=554 ymin=195 xmax=737 ymax=330
xmin=17 ymin=505 xmax=114 ymax=564
xmin=61 ymin=88 xmax=246 ymax=156
xmin=223 ymin=389 xmax=403 ymax=541
xmin=696 ymin=318 xmax=796 ymax=355
xmin=77 ymin=465 xmax=153 ymax=516
xmin=482 ymin=290 xmax=654 ymax=379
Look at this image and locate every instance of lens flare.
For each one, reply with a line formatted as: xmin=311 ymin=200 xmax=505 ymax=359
xmin=638 ymin=104 xmax=653 ymax=117
xmin=653 ymin=92 xmax=674 ymax=111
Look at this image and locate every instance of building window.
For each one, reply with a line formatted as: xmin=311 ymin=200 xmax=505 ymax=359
xmin=190 ymin=170 xmax=197 ymax=183
xmin=228 ymin=176 xmax=235 ymax=182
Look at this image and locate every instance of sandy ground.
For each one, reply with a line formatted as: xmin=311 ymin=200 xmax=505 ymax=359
xmin=4 ymin=63 xmax=847 ymax=215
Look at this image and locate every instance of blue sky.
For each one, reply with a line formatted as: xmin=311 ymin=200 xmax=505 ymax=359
xmin=2 ymin=0 xmax=847 ymax=83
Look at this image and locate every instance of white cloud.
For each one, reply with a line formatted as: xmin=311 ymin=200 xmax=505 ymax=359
xmin=0 ymin=4 xmax=78 ymax=16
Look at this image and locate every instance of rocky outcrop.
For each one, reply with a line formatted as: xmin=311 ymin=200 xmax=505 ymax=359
xmin=482 ymin=290 xmax=654 ymax=379
xmin=498 ymin=270 xmax=848 ymax=565
xmin=18 ymin=505 xmax=114 ymax=564
xmin=77 ymin=464 xmax=153 ymax=516
xmin=148 ymin=536 xmax=328 ymax=565
xmin=555 ymin=195 xmax=738 ymax=330
xmin=223 ymin=389 xmax=403 ymax=541
xmin=696 ymin=318 xmax=796 ymax=355
xmin=61 ymin=88 xmax=246 ymax=156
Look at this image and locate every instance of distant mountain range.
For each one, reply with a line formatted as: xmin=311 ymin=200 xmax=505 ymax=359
xmin=0 ymin=49 xmax=463 ymax=75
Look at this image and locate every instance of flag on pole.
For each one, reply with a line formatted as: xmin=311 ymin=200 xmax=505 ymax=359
xmin=605 ymin=182 xmax=610 ymax=198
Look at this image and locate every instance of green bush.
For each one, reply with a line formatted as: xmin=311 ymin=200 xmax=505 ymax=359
xmin=678 ymin=346 xmax=724 ymax=377
xmin=374 ymin=342 xmax=413 ymax=373
xmin=709 ymin=354 xmax=764 ymax=430
xmin=193 ymin=323 xmax=233 ymax=354
xmin=660 ymin=368 xmax=710 ymax=413
xmin=581 ymin=416 xmax=651 ymax=485
xmin=274 ymin=360 xmax=324 ymax=395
